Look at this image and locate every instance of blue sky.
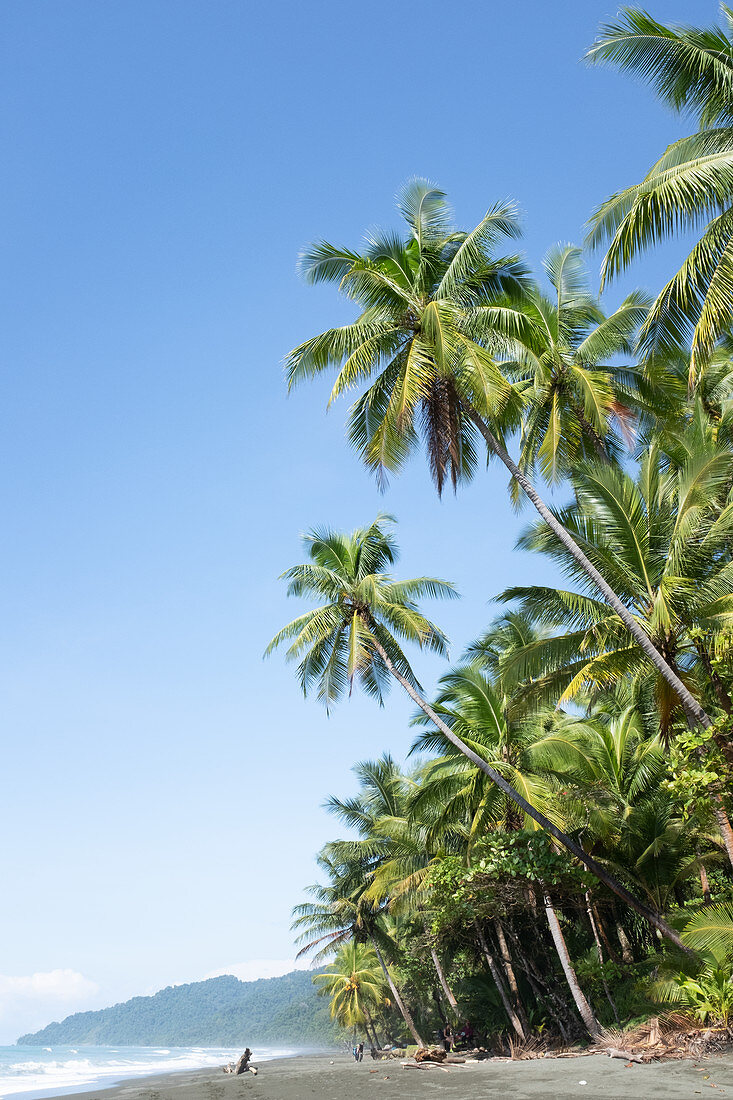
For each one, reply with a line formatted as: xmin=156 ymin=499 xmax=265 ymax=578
xmin=0 ymin=0 xmax=716 ymax=1042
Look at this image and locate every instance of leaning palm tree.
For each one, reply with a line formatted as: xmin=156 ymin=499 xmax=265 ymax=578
xmin=267 ymin=515 xmax=691 ymax=951
xmin=586 ymin=6 xmax=733 ymax=372
xmin=286 ymin=180 xmax=717 ymax=744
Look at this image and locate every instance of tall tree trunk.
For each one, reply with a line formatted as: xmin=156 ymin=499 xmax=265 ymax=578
xmin=585 ymin=891 xmax=620 ymax=1026
xmin=494 ymin=919 xmax=528 ymax=1032
xmin=616 ymin=921 xmax=633 ymax=964
xmin=591 ymin=901 xmax=620 ymax=964
xmin=699 ymin=861 xmax=712 ymax=905
xmin=713 ymin=804 xmax=733 ymax=868
xmin=429 ymin=942 xmax=459 ymax=1017
xmin=465 ymin=408 xmax=714 ymax=733
xmin=368 ymin=934 xmax=424 ymax=1048
xmin=510 ymin=931 xmax=572 ymax=1043
xmin=474 ymin=919 xmax=525 ymax=1040
xmin=363 ymin=1007 xmax=380 ymax=1050
xmin=543 ymin=890 xmax=600 ymax=1040
xmin=367 ymin=629 xmax=695 ymax=955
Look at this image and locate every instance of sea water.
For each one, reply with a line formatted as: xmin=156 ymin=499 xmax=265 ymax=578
xmin=0 ymin=1045 xmax=296 ymax=1100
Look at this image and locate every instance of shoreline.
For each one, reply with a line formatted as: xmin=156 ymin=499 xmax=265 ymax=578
xmin=24 ymin=1049 xmax=733 ymax=1100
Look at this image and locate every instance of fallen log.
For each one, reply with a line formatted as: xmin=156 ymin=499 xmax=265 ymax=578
xmin=604 ymin=1047 xmax=644 ymax=1063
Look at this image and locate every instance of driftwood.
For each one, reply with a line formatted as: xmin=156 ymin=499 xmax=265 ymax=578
xmin=415 ymin=1047 xmax=447 ymax=1063
xmin=401 ymin=1061 xmax=451 ymax=1072
xmin=604 ymin=1047 xmax=644 ymax=1063
xmin=223 ymin=1048 xmax=258 ymax=1075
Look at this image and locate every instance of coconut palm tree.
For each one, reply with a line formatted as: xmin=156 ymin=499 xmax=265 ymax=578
xmin=292 ymin=848 xmax=426 ymax=1046
xmin=313 ymin=942 xmax=387 ymax=1046
xmin=502 ymin=243 xmax=649 ymax=486
xmin=323 ymin=755 xmax=462 ymax=1016
xmin=285 ymin=180 xmax=718 ymax=742
xmin=268 ymin=515 xmax=691 ymax=951
xmin=409 ymin=664 xmax=565 ymax=841
xmin=497 ymin=445 xmax=733 ymax=863
xmin=586 ymin=6 xmax=733 ymax=371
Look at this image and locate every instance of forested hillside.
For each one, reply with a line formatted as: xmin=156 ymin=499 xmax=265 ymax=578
xmin=18 ymin=971 xmax=339 ymax=1047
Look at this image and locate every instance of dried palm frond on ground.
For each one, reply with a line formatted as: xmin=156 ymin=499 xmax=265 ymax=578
xmin=589 ymin=1015 xmax=733 ymax=1061
xmin=508 ymin=1035 xmax=550 ymax=1060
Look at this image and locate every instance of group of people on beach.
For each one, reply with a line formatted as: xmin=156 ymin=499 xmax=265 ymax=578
xmin=437 ymin=1020 xmax=474 ymax=1051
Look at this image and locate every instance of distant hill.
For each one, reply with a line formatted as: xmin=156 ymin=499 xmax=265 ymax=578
xmin=18 ymin=970 xmax=341 ymax=1047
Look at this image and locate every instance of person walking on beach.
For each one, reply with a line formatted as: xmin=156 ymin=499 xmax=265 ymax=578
xmin=352 ymin=1043 xmax=359 ymax=1062
xmin=357 ymin=1042 xmax=364 ymax=1062
xmin=443 ymin=1024 xmax=453 ymax=1052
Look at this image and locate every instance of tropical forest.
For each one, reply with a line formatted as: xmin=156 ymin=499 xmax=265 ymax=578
xmin=267 ymin=7 xmax=733 ymax=1057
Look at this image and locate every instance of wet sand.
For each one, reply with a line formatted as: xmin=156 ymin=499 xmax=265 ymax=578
xmin=49 ymin=1050 xmax=733 ymax=1100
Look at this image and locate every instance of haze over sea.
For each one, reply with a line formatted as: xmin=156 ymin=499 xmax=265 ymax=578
xmin=0 ymin=1046 xmax=295 ymax=1100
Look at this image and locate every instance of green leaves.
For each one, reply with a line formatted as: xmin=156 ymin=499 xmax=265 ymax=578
xmin=587 ymin=7 xmax=733 ymax=362
xmin=266 ymin=515 xmax=457 ymax=707
xmin=682 ymin=902 xmax=733 ymax=963
xmin=285 ymin=180 xmax=527 ymax=494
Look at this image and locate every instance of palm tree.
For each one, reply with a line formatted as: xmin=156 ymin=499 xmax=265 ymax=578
xmin=409 ymin=664 xmax=564 ymax=842
xmin=313 ymin=942 xmax=387 ymax=1046
xmin=503 ymin=244 xmax=648 ymax=486
xmin=292 ymin=848 xmax=426 ymax=1046
xmin=496 ymin=445 xmax=733 ymax=863
xmin=267 ymin=515 xmax=691 ymax=951
xmin=586 ymin=6 xmax=733 ymax=371
xmin=286 ymin=180 xmax=718 ymax=741
xmin=323 ymin=755 xmax=462 ymax=1019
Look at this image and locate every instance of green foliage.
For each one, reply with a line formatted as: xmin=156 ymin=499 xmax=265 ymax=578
xmin=651 ymin=963 xmax=733 ymax=1026
xmin=664 ymin=724 xmax=732 ymax=818
xmin=587 ymin=6 xmax=733 ymax=364
xmin=265 ymin=514 xmax=456 ymax=707
xmin=313 ymin=943 xmax=387 ymax=1029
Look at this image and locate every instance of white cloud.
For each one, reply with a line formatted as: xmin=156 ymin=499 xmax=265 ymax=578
xmin=204 ymin=959 xmax=309 ymax=983
xmin=0 ymin=968 xmax=100 ymax=1044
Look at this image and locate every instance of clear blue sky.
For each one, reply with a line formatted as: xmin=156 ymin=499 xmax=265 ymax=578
xmin=0 ymin=0 xmax=715 ymax=1042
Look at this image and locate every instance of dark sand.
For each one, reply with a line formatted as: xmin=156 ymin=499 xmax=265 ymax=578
xmin=49 ymin=1050 xmax=733 ymax=1100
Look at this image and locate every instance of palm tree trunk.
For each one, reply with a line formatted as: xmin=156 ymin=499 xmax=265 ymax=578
xmin=465 ymin=408 xmax=713 ymax=733
xmin=510 ymin=929 xmax=571 ymax=1043
xmin=585 ymin=891 xmax=620 ymax=1026
xmin=494 ymin=919 xmax=528 ymax=1032
xmin=367 ymin=629 xmax=695 ymax=955
xmin=429 ymin=943 xmax=459 ymax=1017
xmin=368 ymin=933 xmax=425 ymax=1048
xmin=363 ymin=1007 xmax=380 ymax=1050
xmin=543 ymin=890 xmax=600 ymax=1040
xmin=699 ymin=861 xmax=712 ymax=905
xmin=591 ymin=901 xmax=620 ymax=963
xmin=616 ymin=921 xmax=633 ymax=964
xmin=476 ymin=415 xmax=732 ymax=870
xmin=474 ymin=919 xmax=525 ymax=1040
xmin=713 ymin=804 xmax=733 ymax=868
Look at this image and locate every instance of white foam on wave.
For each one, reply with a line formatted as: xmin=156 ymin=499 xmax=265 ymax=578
xmin=0 ymin=1046 xmax=295 ymax=1099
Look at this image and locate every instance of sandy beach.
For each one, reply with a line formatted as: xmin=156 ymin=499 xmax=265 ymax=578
xmin=47 ymin=1050 xmax=733 ymax=1100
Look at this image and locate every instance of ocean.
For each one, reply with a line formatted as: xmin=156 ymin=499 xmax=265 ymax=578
xmin=0 ymin=1044 xmax=296 ymax=1099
